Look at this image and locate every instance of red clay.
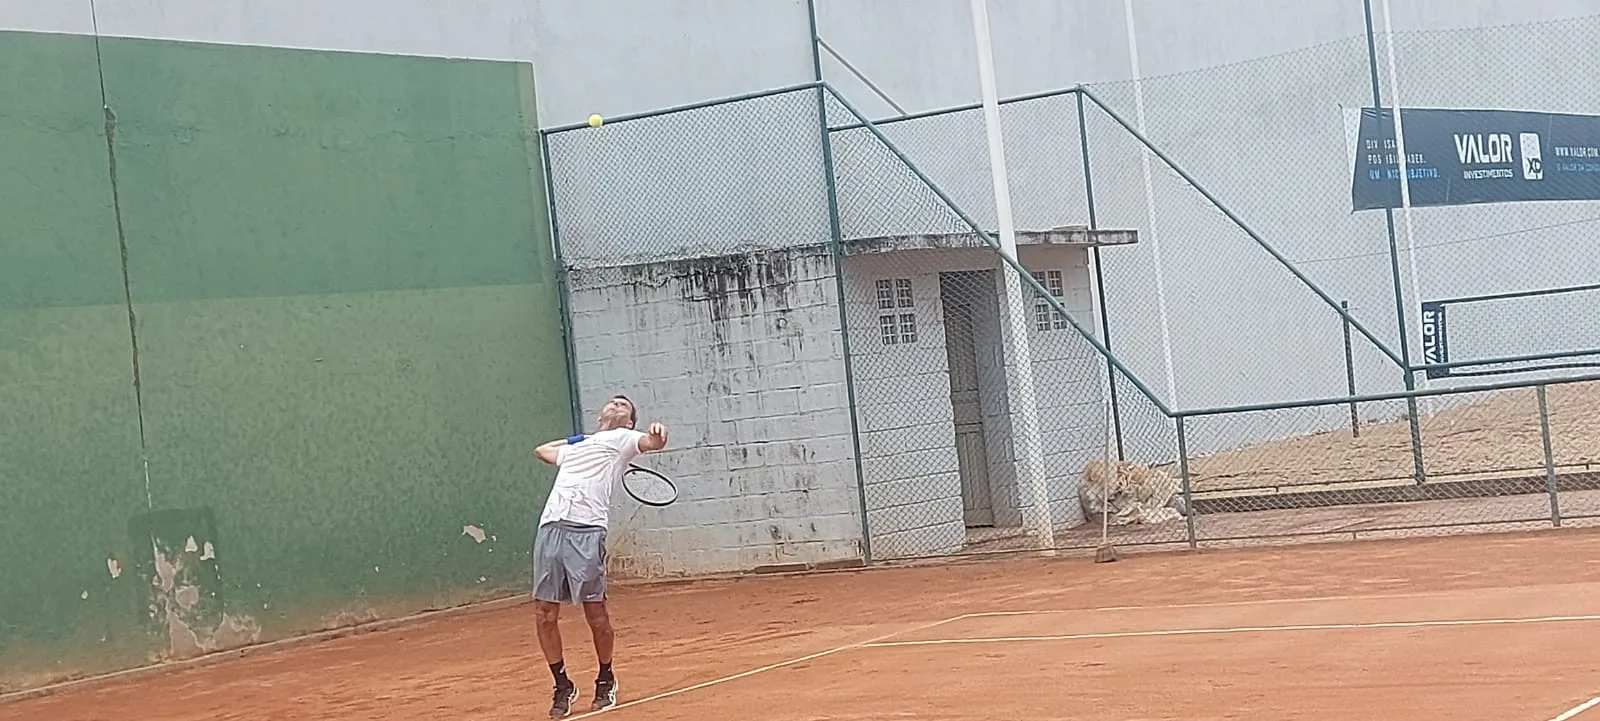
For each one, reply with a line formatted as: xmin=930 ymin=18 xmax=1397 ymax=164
xmin=7 ymin=529 xmax=1600 ymax=721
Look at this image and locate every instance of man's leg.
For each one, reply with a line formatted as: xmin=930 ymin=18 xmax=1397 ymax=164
xmin=534 ymin=601 xmax=569 ymax=680
xmin=532 ymin=524 xmax=579 ymax=718
xmin=584 ymin=600 xmax=615 ymax=707
xmin=583 ymin=601 xmax=614 ymax=665
xmin=577 ymin=529 xmax=617 ymax=711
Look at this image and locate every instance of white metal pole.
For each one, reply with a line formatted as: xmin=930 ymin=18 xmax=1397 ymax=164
xmin=1379 ymin=0 xmax=1432 ymax=412
xmin=1121 ymin=0 xmax=1180 ymax=413
xmin=969 ymin=0 xmax=1056 ymax=550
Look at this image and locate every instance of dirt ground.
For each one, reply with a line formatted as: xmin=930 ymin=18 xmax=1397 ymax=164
xmin=1186 ymin=380 xmax=1600 ymax=492
xmin=6 ymin=528 xmax=1600 ymax=721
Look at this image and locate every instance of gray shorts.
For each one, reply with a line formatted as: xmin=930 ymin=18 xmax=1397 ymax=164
xmin=532 ymin=520 xmax=608 ymax=604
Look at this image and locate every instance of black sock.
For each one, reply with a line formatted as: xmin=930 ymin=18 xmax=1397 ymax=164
xmin=550 ymin=661 xmax=570 ymax=686
xmin=598 ymin=662 xmax=614 ymax=682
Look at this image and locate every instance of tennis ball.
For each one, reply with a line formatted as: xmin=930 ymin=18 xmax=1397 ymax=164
xmin=588 ymin=113 xmax=603 ymax=128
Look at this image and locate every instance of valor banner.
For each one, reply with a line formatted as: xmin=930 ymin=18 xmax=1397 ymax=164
xmin=1349 ymin=107 xmax=1600 ymax=211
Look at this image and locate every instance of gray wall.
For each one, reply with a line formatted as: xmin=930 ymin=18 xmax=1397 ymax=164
xmin=839 ymin=244 xmax=1107 ymax=556
xmin=565 ymin=250 xmax=864 ymax=576
xmin=816 ymin=0 xmax=1596 ymax=118
xmin=11 ymin=0 xmax=1591 ymax=123
xmin=0 ymin=0 xmax=815 ymax=128
xmin=562 ymin=241 xmax=1112 ymax=569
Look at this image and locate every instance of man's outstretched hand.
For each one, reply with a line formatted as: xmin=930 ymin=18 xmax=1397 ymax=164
xmin=641 ymin=422 xmax=669 ymax=452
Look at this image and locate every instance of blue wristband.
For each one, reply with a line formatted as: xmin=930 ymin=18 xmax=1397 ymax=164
xmin=566 ymin=434 xmax=587 ymax=445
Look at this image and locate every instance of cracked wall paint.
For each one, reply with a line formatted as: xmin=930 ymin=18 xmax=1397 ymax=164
xmin=135 ymin=509 xmax=263 ymax=662
xmin=149 ymin=539 xmax=262 ymax=660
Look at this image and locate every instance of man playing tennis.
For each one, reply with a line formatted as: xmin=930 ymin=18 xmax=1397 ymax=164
xmin=532 ymin=394 xmax=668 ymax=718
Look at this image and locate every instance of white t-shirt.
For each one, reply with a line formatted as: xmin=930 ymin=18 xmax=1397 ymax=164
xmin=539 ymin=428 xmax=646 ymax=529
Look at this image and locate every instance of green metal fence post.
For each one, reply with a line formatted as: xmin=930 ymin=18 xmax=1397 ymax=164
xmin=538 ymin=131 xmax=585 ymax=433
xmin=810 ymin=0 xmax=873 ymax=565
xmin=1538 ymin=385 xmax=1562 ymax=527
xmin=1077 ymin=90 xmax=1125 ymax=461
xmin=1176 ymin=415 xmax=1197 ymax=549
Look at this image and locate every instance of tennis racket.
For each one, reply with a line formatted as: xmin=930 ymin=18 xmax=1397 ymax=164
xmin=621 ymin=463 xmax=678 ymax=507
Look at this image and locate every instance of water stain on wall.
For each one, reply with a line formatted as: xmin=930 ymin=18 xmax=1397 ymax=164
xmin=623 ymin=247 xmax=823 ymax=353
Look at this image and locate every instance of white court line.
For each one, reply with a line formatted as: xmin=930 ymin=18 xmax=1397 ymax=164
xmin=863 ymin=614 xmax=1600 ymax=648
xmin=565 ymin=613 xmax=974 ymax=720
xmin=963 ymin=583 xmax=1600 ymax=619
xmin=1552 ymin=697 xmax=1600 ymax=721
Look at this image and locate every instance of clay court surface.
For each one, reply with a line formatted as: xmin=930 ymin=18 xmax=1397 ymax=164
xmin=7 ymin=530 xmax=1600 ymax=721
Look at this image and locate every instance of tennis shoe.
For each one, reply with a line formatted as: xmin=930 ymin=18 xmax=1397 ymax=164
xmin=550 ymin=681 xmax=578 ymax=718
xmin=592 ymin=677 xmax=619 ymax=711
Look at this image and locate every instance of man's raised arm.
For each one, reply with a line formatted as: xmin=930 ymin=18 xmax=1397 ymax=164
xmin=535 ymin=434 xmax=588 ymax=466
xmin=637 ymin=423 xmax=669 ymax=453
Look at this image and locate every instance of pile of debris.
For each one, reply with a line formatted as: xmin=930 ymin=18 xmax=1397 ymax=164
xmin=1078 ymin=458 xmax=1188 ymax=526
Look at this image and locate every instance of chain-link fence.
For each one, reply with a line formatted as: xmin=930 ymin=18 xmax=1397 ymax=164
xmin=542 ymin=85 xmax=871 ymax=574
xmin=822 ymin=89 xmax=1184 ymax=558
xmin=1542 ymin=379 xmax=1600 ymax=529
xmin=1179 ymin=376 xmax=1600 ymax=547
xmin=542 ymin=82 xmax=1190 ymax=568
xmin=815 ymin=76 xmax=1421 ymax=477
xmin=541 ymin=13 xmax=1600 ymax=572
xmin=1377 ymin=17 xmax=1600 ymax=379
xmin=1073 ymin=14 xmax=1600 ymax=393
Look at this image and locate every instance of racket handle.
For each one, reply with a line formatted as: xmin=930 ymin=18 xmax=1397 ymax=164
xmin=566 ymin=434 xmax=587 ymax=445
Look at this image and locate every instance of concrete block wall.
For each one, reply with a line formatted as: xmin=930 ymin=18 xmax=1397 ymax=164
xmin=839 ymin=244 xmax=1109 ymax=557
xmin=564 ymin=241 xmax=1110 ymax=568
xmin=1019 ymin=246 xmax=1105 ymax=529
xmin=564 ymin=247 xmax=864 ymax=577
xmin=838 ymin=254 xmax=966 ymax=558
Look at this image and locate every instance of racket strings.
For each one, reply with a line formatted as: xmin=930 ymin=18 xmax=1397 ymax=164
xmin=623 ymin=467 xmax=677 ymax=505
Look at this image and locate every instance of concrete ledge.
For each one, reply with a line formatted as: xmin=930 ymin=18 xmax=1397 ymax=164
xmin=564 ymin=226 xmax=1138 ymax=272
xmin=750 ymin=557 xmax=868 ymax=575
xmin=845 ymin=225 xmax=1138 ymax=255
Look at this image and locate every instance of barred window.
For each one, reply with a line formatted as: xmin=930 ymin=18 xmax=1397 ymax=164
xmin=875 ymin=279 xmax=895 ymax=310
xmin=878 ymin=278 xmax=918 ymax=345
xmin=894 ymin=278 xmax=914 ymax=308
xmin=1029 ymin=270 xmax=1068 ymax=331
xmin=878 ymin=314 xmax=900 ymax=344
xmin=898 ymin=312 xmax=918 ymax=343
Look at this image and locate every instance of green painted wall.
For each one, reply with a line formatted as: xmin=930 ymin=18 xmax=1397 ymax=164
xmin=0 ymin=30 xmax=569 ymax=689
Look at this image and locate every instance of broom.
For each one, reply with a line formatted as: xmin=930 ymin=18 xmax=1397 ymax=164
xmin=1094 ymin=398 xmax=1119 ymax=564
xmin=1094 ymin=486 xmax=1119 ymax=563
